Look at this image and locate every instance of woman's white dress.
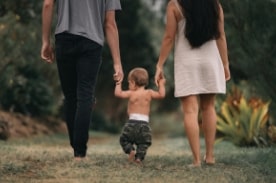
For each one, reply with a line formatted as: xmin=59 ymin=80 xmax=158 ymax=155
xmin=173 ymin=0 xmax=226 ymax=97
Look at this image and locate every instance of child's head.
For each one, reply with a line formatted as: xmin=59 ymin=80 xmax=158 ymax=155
xmin=128 ymin=67 xmax=149 ymax=87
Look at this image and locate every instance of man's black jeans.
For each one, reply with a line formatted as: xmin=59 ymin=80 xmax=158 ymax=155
xmin=55 ymin=33 xmax=102 ymax=157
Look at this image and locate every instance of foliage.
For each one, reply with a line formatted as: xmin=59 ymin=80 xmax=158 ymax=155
xmin=90 ymin=111 xmax=120 ymax=134
xmin=1 ymin=64 xmax=56 ymax=115
xmin=217 ymin=86 xmax=271 ymax=147
xmin=221 ymin=0 xmax=276 ymax=121
xmin=0 ymin=0 xmax=41 ymax=24
xmin=0 ymin=6 xmax=61 ymax=116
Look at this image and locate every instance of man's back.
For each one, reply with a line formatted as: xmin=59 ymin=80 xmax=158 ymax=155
xmin=55 ymin=0 xmax=121 ymax=45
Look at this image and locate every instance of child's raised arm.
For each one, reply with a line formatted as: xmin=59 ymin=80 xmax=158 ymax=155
xmin=150 ymin=78 xmax=166 ymax=99
xmin=114 ymin=82 xmax=131 ymax=98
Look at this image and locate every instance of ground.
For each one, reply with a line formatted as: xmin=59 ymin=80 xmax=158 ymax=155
xmin=0 ymin=110 xmax=67 ymax=140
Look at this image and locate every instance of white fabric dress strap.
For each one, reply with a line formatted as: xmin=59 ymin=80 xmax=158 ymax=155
xmin=173 ymin=0 xmax=184 ymax=18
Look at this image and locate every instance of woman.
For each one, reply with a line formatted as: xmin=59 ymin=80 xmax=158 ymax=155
xmin=155 ymin=0 xmax=230 ymax=167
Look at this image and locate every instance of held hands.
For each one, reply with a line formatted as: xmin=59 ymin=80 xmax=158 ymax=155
xmin=157 ymin=77 xmax=166 ymax=87
xmin=113 ymin=64 xmax=124 ymax=84
xmin=155 ymin=66 xmax=165 ymax=86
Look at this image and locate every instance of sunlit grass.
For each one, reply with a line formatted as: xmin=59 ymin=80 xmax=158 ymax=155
xmin=0 ymin=132 xmax=275 ymax=183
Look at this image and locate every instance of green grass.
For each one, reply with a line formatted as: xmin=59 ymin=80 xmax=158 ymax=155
xmin=0 ymin=132 xmax=275 ymax=183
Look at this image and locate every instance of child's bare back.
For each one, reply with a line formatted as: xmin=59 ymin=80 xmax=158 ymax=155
xmin=127 ymin=88 xmax=154 ymax=116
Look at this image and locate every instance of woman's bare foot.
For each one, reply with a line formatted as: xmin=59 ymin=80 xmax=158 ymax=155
xmin=128 ymin=150 xmax=135 ymax=162
xmin=203 ymin=155 xmax=215 ymax=165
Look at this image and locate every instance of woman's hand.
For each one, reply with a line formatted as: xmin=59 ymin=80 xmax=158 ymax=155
xmin=155 ymin=66 xmax=164 ymax=86
xmin=224 ymin=66 xmax=231 ymax=81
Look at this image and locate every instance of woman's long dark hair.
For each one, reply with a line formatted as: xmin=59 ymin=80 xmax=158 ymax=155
xmin=178 ymin=0 xmax=220 ymax=48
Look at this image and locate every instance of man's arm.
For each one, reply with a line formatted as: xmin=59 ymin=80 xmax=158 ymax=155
xmin=41 ymin=0 xmax=55 ymax=63
xmin=105 ymin=11 xmax=124 ymax=83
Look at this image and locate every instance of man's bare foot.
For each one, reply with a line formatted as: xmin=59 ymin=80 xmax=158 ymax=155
xmin=74 ymin=156 xmax=86 ymax=162
xmin=128 ymin=150 xmax=135 ymax=162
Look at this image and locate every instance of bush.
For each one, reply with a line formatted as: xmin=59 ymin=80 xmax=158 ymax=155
xmin=0 ymin=12 xmax=61 ymax=116
xmin=0 ymin=65 xmax=56 ymax=115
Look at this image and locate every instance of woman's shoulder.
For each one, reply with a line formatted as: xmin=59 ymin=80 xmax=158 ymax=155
xmin=167 ymin=0 xmax=183 ymax=19
xmin=167 ymin=0 xmax=177 ymax=8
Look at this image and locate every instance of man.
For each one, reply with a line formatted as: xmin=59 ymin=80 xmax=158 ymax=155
xmin=41 ymin=0 xmax=123 ymax=160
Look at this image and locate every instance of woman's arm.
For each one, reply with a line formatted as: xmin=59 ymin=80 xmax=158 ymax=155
xmin=216 ymin=4 xmax=231 ymax=81
xmin=155 ymin=1 xmax=178 ymax=85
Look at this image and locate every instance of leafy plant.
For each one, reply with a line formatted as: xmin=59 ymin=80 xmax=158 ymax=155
xmin=216 ymin=87 xmax=270 ymax=147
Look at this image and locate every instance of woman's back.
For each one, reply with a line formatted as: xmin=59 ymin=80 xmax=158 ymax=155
xmin=172 ymin=0 xmax=225 ymax=97
xmin=177 ymin=0 xmax=220 ymax=48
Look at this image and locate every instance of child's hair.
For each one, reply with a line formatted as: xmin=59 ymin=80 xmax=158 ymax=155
xmin=128 ymin=68 xmax=149 ymax=87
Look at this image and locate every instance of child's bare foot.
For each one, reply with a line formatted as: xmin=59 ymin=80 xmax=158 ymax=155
xmin=128 ymin=150 xmax=135 ymax=162
xmin=134 ymin=159 xmax=143 ymax=166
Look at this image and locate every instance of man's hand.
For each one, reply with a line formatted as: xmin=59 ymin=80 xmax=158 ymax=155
xmin=113 ymin=64 xmax=124 ymax=83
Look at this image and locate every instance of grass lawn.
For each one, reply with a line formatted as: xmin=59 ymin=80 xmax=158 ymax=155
xmin=0 ymin=132 xmax=275 ymax=183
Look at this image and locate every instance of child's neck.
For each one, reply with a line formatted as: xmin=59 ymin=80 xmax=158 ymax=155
xmin=134 ymin=86 xmax=145 ymax=91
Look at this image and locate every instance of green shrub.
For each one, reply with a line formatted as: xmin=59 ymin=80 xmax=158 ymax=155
xmin=0 ymin=12 xmax=60 ymax=116
xmin=0 ymin=65 xmax=56 ymax=116
xmin=90 ymin=111 xmax=120 ymax=134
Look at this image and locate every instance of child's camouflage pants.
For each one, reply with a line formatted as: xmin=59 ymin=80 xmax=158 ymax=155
xmin=119 ymin=120 xmax=152 ymax=161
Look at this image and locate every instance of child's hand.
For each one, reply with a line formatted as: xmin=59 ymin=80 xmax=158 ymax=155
xmin=115 ymin=81 xmax=122 ymax=85
xmin=158 ymin=77 xmax=166 ymax=85
xmin=154 ymin=66 xmax=164 ymax=86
